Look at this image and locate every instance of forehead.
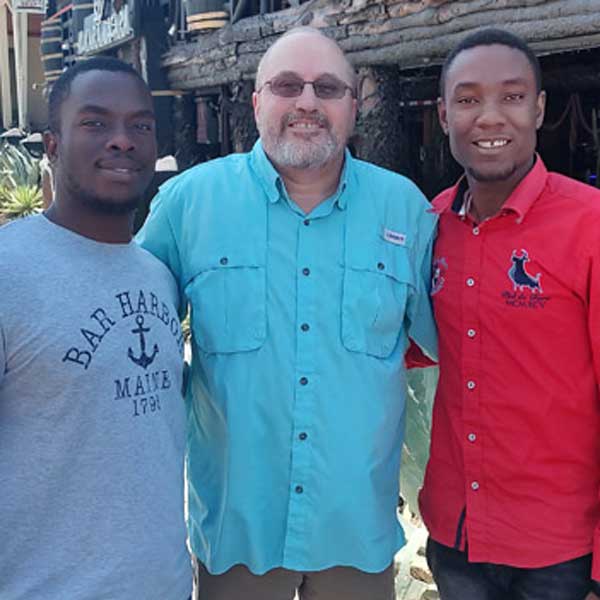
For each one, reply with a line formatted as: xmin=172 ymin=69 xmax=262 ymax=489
xmin=62 ymin=70 xmax=154 ymax=117
xmin=444 ymin=44 xmax=536 ymax=93
xmin=262 ymin=33 xmax=350 ymax=81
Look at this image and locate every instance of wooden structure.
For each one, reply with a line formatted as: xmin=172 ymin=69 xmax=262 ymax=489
xmin=163 ymin=0 xmax=600 ymax=90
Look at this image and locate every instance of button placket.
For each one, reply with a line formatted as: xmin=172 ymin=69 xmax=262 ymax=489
xmin=285 ymin=213 xmax=318 ymax=555
xmin=462 ymin=212 xmax=485 ymax=534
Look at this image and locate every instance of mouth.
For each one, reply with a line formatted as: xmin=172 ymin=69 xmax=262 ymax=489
xmin=96 ymin=161 xmax=143 ymax=181
xmin=283 ymin=113 xmax=328 ymax=136
xmin=473 ymin=138 xmax=510 ymax=150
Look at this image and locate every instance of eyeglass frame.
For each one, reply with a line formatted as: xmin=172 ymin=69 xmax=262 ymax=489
xmin=256 ymin=73 xmax=357 ymax=100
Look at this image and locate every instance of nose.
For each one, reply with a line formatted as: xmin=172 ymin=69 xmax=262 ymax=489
xmin=476 ymin=99 xmax=506 ymax=128
xmin=107 ymin=125 xmax=135 ymax=152
xmin=294 ymin=82 xmax=319 ymax=111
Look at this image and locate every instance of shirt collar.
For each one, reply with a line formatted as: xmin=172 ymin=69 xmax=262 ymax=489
xmin=249 ymin=139 xmax=352 ymax=211
xmin=432 ymin=155 xmax=548 ymax=223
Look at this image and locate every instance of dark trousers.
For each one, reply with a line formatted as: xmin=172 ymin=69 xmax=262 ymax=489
xmin=426 ymin=538 xmax=592 ymax=600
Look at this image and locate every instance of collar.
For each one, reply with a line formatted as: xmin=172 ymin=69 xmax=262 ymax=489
xmin=432 ymin=155 xmax=549 ymax=223
xmin=249 ymin=139 xmax=351 ymax=211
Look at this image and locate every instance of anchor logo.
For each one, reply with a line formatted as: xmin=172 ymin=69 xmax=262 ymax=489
xmin=127 ymin=315 xmax=159 ymax=369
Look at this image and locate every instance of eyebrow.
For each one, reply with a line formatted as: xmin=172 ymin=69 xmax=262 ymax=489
xmin=77 ymin=104 xmax=155 ymax=119
xmin=272 ymin=70 xmax=343 ymax=81
xmin=453 ymin=77 xmax=530 ymax=91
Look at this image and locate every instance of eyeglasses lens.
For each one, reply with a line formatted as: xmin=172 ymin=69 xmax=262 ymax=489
xmin=269 ymin=76 xmax=348 ymax=99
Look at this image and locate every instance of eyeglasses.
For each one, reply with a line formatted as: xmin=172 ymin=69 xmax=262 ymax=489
xmin=257 ymin=74 xmax=356 ymax=100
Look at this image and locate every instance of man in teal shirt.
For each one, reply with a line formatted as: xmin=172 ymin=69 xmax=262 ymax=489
xmin=138 ymin=26 xmax=437 ymax=600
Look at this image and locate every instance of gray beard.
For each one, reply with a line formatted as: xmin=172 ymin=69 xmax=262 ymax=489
xmin=267 ymin=135 xmax=339 ymax=169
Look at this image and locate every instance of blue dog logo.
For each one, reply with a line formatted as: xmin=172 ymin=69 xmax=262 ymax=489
xmin=508 ymin=249 xmax=542 ymax=293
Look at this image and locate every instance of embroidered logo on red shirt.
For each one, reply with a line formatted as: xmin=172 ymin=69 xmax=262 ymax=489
xmin=508 ymin=249 xmax=543 ymax=293
xmin=431 ymin=257 xmax=447 ymax=295
xmin=503 ymin=249 xmax=550 ymax=309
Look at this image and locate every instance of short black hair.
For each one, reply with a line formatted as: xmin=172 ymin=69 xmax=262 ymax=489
xmin=47 ymin=57 xmax=149 ymax=133
xmin=439 ymin=28 xmax=542 ymax=97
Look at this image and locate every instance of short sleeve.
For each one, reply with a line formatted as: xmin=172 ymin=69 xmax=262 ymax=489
xmin=406 ymin=211 xmax=438 ymax=362
xmin=0 ymin=314 xmax=6 ymax=387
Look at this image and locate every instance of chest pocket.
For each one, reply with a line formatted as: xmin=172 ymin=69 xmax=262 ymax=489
xmin=341 ymin=247 xmax=414 ymax=358
xmin=186 ymin=255 xmax=267 ymax=354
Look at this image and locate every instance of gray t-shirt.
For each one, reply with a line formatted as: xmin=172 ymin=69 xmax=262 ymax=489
xmin=0 ymin=215 xmax=191 ymax=600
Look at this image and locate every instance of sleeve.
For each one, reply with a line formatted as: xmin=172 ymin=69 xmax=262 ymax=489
xmin=588 ymin=239 xmax=600 ymax=581
xmin=405 ymin=211 xmax=438 ymax=363
xmin=0 ymin=315 xmax=6 ymax=387
xmin=136 ymin=190 xmax=187 ymax=319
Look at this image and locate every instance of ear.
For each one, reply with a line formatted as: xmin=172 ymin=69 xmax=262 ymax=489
xmin=437 ymin=97 xmax=449 ymax=135
xmin=350 ymin=96 xmax=358 ymax=124
xmin=535 ymin=90 xmax=546 ymax=130
xmin=43 ymin=130 xmax=59 ymax=164
xmin=252 ymin=90 xmax=260 ymax=121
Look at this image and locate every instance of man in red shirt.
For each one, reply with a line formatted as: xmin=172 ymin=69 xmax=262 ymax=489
xmin=419 ymin=28 xmax=600 ymax=600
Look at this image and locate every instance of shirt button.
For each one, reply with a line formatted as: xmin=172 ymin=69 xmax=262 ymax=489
xmin=299 ymin=377 xmax=308 ymax=386
xmin=300 ymin=323 xmax=310 ymax=332
xmin=295 ymin=485 xmax=304 ymax=494
xmin=219 ymin=257 xmax=228 ymax=266
xmin=466 ymin=277 xmax=475 ymax=287
xmin=302 ymin=267 xmax=310 ymax=276
xmin=467 ymin=329 xmax=476 ymax=338
xmin=472 ymin=227 xmax=480 ymax=236
xmin=471 ymin=481 xmax=480 ymax=491
xmin=299 ymin=432 xmax=308 ymax=441
xmin=377 ymin=262 xmax=385 ymax=271
xmin=303 ymin=219 xmax=310 ymax=226
xmin=467 ymin=380 xmax=476 ymax=390
xmin=468 ymin=433 xmax=477 ymax=443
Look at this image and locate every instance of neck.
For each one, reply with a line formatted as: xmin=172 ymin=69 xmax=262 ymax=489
xmin=466 ymin=155 xmax=536 ymax=223
xmin=277 ymin=154 xmax=345 ymax=214
xmin=45 ymin=199 xmax=133 ymax=244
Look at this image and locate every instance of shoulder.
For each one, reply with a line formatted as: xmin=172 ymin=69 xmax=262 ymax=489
xmin=158 ymin=152 xmax=251 ymax=198
xmin=431 ymin=186 xmax=456 ymax=211
xmin=352 ymin=158 xmax=427 ymax=198
xmin=0 ymin=215 xmax=43 ymax=262
xmin=545 ymin=172 xmax=600 ymax=213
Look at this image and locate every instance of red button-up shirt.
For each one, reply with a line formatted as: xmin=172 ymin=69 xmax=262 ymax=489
xmin=419 ymin=158 xmax=600 ymax=577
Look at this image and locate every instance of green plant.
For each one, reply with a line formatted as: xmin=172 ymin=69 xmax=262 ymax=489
xmin=0 ymin=141 xmax=41 ymax=189
xmin=0 ymin=185 xmax=43 ymax=219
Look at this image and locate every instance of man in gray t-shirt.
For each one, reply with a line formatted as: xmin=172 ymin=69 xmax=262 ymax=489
xmin=0 ymin=58 xmax=191 ymax=600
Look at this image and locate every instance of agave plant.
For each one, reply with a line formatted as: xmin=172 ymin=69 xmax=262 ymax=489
xmin=0 ymin=185 xmax=43 ymax=219
xmin=0 ymin=141 xmax=41 ymax=189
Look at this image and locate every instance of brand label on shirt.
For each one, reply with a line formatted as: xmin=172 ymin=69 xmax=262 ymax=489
xmin=383 ymin=228 xmax=407 ymax=246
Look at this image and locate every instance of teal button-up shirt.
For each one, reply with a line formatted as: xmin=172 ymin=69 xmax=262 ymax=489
xmin=137 ymin=141 xmax=437 ymax=575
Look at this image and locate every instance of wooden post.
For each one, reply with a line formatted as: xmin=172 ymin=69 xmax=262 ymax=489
xmin=11 ymin=5 xmax=28 ymax=129
xmin=0 ymin=0 xmax=13 ymax=128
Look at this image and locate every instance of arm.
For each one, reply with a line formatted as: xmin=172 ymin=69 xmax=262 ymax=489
xmin=405 ymin=211 xmax=438 ymax=366
xmin=136 ymin=190 xmax=187 ymax=319
xmin=589 ymin=234 xmax=600 ymax=589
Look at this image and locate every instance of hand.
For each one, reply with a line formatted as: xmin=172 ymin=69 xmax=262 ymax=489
xmin=585 ymin=593 xmax=600 ymax=600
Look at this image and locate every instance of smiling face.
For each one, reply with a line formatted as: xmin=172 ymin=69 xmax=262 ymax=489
xmin=252 ymin=31 xmax=357 ymax=172
xmin=46 ymin=69 xmax=157 ymax=217
xmin=439 ymin=44 xmax=546 ymax=190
